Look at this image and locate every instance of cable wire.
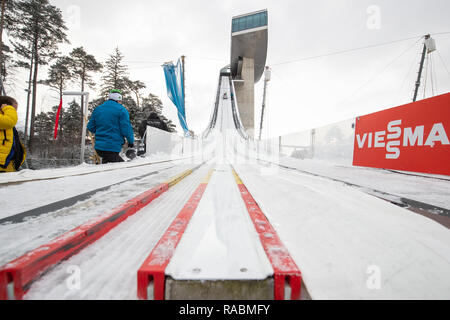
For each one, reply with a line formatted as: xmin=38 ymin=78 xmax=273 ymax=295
xmin=335 ymin=37 xmax=423 ymax=108
xmin=437 ymin=50 xmax=450 ymax=81
xmin=270 ymin=32 xmax=450 ymax=67
xmin=430 ymin=53 xmax=436 ymax=96
xmin=395 ymin=42 xmax=422 ymax=105
xmin=423 ymin=53 xmax=429 ymax=99
xmin=271 ymin=35 xmax=427 ymax=66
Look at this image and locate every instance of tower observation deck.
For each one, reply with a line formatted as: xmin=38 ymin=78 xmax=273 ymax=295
xmin=230 ymin=9 xmax=268 ymax=138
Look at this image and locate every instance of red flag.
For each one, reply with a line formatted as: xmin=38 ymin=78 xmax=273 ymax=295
xmin=53 ymin=98 xmax=63 ymax=140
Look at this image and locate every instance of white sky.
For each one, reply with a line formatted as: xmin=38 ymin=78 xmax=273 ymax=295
xmin=7 ymin=0 xmax=450 ymax=139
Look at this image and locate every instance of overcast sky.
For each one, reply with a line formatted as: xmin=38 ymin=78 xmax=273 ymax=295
xmin=8 ymin=0 xmax=450 ymax=138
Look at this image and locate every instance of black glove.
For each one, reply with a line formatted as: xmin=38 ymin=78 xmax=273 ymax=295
xmin=126 ymin=148 xmax=137 ymax=160
xmin=128 ymin=143 xmax=134 ymax=149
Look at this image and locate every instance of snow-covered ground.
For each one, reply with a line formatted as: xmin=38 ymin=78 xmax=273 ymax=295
xmin=276 ymin=157 xmax=450 ymax=211
xmin=0 ymin=160 xmax=198 ymax=265
xmin=0 ymin=156 xmax=187 ymax=185
xmin=1 ymin=160 xmax=189 ymax=220
xmin=25 ymin=165 xmax=213 ymax=300
xmin=232 ymin=160 xmax=450 ymax=299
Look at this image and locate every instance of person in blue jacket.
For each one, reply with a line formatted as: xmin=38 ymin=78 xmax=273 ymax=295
xmin=87 ymin=89 xmax=135 ymax=164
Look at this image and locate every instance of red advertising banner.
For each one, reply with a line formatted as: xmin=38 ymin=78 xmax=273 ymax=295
xmin=353 ymin=93 xmax=450 ymax=176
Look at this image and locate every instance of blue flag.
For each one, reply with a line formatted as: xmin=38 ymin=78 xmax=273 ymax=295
xmin=163 ymin=59 xmax=189 ymax=135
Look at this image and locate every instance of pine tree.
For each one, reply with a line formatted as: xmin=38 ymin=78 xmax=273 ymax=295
xmin=33 ymin=110 xmax=53 ymax=145
xmin=9 ymin=0 xmax=69 ymax=152
xmin=122 ymin=96 xmax=143 ymax=134
xmin=88 ymin=97 xmax=105 ymax=114
xmin=101 ymin=47 xmax=128 ymax=97
xmin=0 ymin=0 xmax=16 ymax=92
xmin=15 ymin=57 xmax=34 ymax=141
xmin=142 ymin=93 xmax=164 ymax=114
xmin=42 ymin=56 xmax=72 ymax=97
xmin=124 ymin=78 xmax=146 ymax=107
xmin=62 ymin=100 xmax=82 ymax=144
xmin=0 ymin=43 xmax=13 ymax=87
xmin=69 ymin=46 xmax=102 ymax=136
xmin=41 ymin=56 xmax=72 ymax=139
xmin=69 ymin=47 xmax=103 ymax=92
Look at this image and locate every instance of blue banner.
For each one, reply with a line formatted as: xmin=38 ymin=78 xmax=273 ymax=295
xmin=163 ymin=59 xmax=189 ymax=135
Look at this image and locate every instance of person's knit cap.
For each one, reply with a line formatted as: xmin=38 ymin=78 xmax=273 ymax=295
xmin=109 ymin=89 xmax=123 ymax=101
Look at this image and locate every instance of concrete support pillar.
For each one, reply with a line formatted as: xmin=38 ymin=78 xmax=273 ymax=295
xmin=234 ymin=57 xmax=255 ymax=138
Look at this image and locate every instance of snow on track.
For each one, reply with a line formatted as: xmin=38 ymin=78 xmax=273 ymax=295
xmin=25 ymin=165 xmax=212 ymax=300
xmin=0 ymin=162 xmax=196 ymax=266
xmin=233 ymin=162 xmax=450 ymax=299
xmin=166 ymin=164 xmax=273 ymax=281
xmin=277 ymin=157 xmax=450 ymax=211
xmin=0 ymin=157 xmax=192 ymax=185
xmin=1 ymin=161 xmax=190 ymax=220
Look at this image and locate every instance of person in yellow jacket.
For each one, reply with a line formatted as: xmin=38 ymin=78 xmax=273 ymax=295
xmin=0 ymin=96 xmax=26 ymax=173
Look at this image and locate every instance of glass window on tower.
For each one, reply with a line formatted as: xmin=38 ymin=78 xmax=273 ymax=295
xmin=232 ymin=11 xmax=268 ymax=33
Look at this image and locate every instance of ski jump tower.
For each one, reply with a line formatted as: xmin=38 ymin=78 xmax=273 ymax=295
xmin=230 ymin=9 xmax=268 ymax=138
